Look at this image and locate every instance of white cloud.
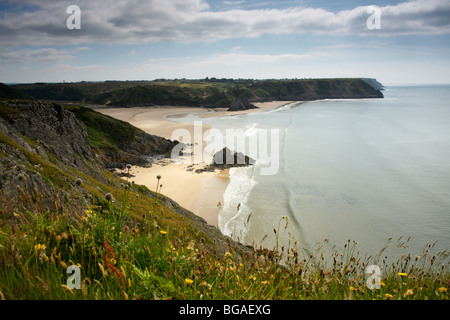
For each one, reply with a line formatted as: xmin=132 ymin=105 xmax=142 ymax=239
xmin=1 ymin=0 xmax=449 ymax=47
xmin=0 ymin=48 xmax=73 ymax=65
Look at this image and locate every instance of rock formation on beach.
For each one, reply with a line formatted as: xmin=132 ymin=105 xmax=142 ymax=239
xmin=195 ymin=147 xmax=255 ymax=173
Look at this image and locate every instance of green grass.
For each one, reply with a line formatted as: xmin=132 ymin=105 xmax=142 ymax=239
xmin=10 ymin=78 xmax=383 ymax=108
xmin=65 ymin=106 xmax=139 ymax=149
xmin=0 ymin=174 xmax=448 ymax=300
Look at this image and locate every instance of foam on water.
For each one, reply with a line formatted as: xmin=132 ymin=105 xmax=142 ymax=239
xmin=218 ymin=166 xmax=257 ymax=243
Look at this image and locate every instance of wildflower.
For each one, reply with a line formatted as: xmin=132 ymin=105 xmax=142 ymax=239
xmin=438 ymin=287 xmax=447 ymax=293
xmin=404 ymin=289 xmax=414 ymax=297
xmin=349 ymin=286 xmax=356 ymax=291
xmin=201 ymin=281 xmax=212 ymax=290
xmin=261 ymin=281 xmax=269 ymax=285
xmin=249 ymin=275 xmax=257 ymax=281
xmin=160 ymin=230 xmax=168 ymax=235
xmin=385 ymin=293 xmax=393 ymax=299
xmin=185 ymin=278 xmax=194 ymax=285
xmin=397 ymin=272 xmax=407 ymax=277
xmin=380 ymin=281 xmax=385 ymax=287
xmin=34 ymin=244 xmax=46 ymax=252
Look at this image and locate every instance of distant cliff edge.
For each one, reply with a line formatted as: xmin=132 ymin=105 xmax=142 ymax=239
xmin=7 ymin=78 xmax=384 ymax=111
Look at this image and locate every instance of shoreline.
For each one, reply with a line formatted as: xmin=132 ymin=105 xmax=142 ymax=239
xmin=97 ymin=101 xmax=295 ymax=226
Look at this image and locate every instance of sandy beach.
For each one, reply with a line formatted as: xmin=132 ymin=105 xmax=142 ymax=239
xmin=97 ymin=101 xmax=293 ymax=226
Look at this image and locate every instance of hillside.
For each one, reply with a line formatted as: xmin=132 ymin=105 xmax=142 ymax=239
xmin=65 ymin=105 xmax=177 ymax=169
xmin=0 ymin=99 xmax=247 ymax=254
xmin=9 ymin=78 xmax=384 ymax=110
xmin=0 ymin=99 xmax=448 ymax=302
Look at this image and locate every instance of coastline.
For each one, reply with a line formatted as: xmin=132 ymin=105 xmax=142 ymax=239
xmin=97 ymin=101 xmax=294 ymax=226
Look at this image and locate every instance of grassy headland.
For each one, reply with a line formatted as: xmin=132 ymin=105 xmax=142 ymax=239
xmin=9 ymin=78 xmax=384 ymax=110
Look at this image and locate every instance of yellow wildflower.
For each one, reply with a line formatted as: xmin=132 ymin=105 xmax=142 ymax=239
xmin=261 ymin=281 xmax=269 ymax=285
xmin=349 ymin=286 xmax=356 ymax=291
xmin=397 ymin=272 xmax=407 ymax=277
xmin=385 ymin=293 xmax=393 ymax=299
xmin=438 ymin=287 xmax=447 ymax=293
xmin=160 ymin=230 xmax=168 ymax=235
xmin=185 ymin=278 xmax=194 ymax=285
xmin=248 ymin=275 xmax=257 ymax=281
xmin=34 ymin=244 xmax=46 ymax=251
xmin=380 ymin=281 xmax=385 ymax=287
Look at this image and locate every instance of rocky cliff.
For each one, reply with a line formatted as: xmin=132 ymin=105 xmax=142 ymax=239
xmin=66 ymin=105 xmax=178 ymax=170
xmin=0 ymin=99 xmax=252 ymax=259
xmin=0 ymin=100 xmax=105 ymax=211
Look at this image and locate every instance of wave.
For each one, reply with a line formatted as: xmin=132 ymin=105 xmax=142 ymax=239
xmin=218 ymin=166 xmax=257 ymax=243
xmin=264 ymin=101 xmax=302 ymax=114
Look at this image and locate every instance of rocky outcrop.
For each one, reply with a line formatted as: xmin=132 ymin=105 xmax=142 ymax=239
xmin=0 ymin=100 xmax=105 ymax=212
xmin=66 ymin=105 xmax=178 ymax=170
xmin=101 ymin=131 xmax=178 ymax=170
xmin=195 ymin=147 xmax=255 ymax=173
xmin=227 ymin=95 xmax=257 ymax=111
xmin=3 ymin=101 xmax=95 ymax=168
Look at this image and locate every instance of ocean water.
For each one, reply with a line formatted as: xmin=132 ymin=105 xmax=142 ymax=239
xmin=185 ymin=86 xmax=450 ymax=261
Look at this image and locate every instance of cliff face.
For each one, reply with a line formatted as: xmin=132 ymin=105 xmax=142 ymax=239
xmin=0 ymin=100 xmax=105 ymax=211
xmin=0 ymin=101 xmax=179 ymax=208
xmin=2 ymin=101 xmax=95 ymax=168
xmin=10 ymin=78 xmax=384 ymax=110
xmin=66 ymin=106 xmax=178 ymax=170
xmin=0 ymin=99 xmax=252 ymax=259
xmin=249 ymin=78 xmax=384 ymax=102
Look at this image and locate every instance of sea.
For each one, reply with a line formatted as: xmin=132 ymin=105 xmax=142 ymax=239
xmin=175 ymin=86 xmax=450 ymax=263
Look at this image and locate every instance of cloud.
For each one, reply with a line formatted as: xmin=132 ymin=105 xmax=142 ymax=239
xmin=1 ymin=0 xmax=449 ymax=48
xmin=0 ymin=48 xmax=73 ymax=65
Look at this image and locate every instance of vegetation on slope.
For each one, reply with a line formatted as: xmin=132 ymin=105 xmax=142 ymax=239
xmin=0 ymin=183 xmax=448 ymax=300
xmin=9 ymin=78 xmax=384 ymax=110
xmin=1 ymin=97 xmax=447 ymax=302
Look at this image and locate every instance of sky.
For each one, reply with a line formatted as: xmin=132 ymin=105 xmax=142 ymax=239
xmin=0 ymin=0 xmax=449 ymax=85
